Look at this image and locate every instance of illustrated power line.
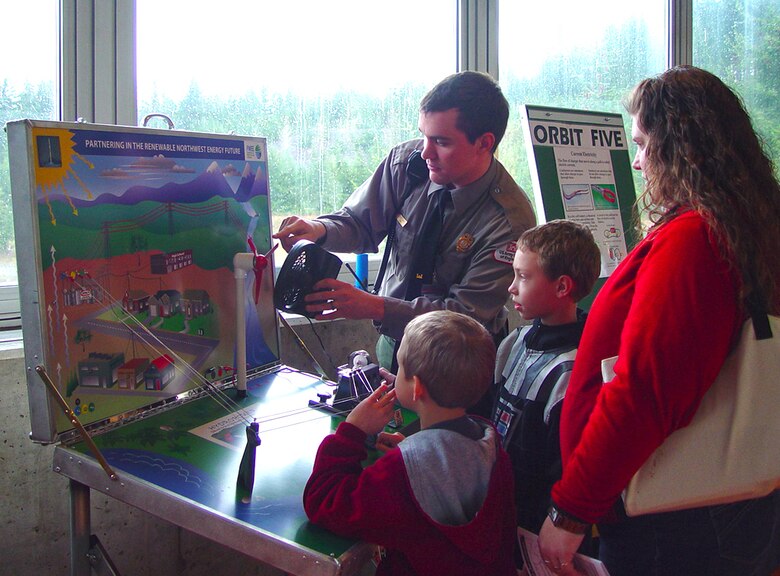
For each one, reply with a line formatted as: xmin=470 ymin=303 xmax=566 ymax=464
xmin=96 ymin=201 xmax=244 ymax=259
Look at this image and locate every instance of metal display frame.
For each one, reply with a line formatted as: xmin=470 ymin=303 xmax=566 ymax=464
xmin=50 ymin=369 xmax=373 ymax=576
xmin=7 ymin=119 xmax=370 ymax=575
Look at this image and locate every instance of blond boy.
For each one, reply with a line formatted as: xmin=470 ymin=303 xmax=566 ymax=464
xmin=304 ymin=310 xmax=517 ymax=575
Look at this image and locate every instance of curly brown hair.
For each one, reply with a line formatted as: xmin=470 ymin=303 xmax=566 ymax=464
xmin=625 ymin=66 xmax=780 ymax=312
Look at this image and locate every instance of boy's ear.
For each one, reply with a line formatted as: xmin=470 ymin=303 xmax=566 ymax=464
xmin=556 ymin=275 xmax=575 ymax=298
xmin=412 ymin=375 xmax=426 ymax=402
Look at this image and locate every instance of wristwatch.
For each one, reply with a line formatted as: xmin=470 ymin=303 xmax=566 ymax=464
xmin=547 ymin=503 xmax=590 ymax=534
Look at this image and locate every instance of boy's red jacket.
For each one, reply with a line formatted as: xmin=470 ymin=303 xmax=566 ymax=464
xmin=304 ymin=421 xmax=517 ymax=575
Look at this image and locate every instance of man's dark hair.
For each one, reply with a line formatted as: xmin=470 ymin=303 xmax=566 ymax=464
xmin=419 ymin=71 xmax=509 ymax=152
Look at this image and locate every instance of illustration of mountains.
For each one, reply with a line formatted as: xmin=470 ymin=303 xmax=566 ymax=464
xmin=47 ymin=161 xmax=267 ymax=207
xmin=235 ymin=162 xmax=258 ymax=203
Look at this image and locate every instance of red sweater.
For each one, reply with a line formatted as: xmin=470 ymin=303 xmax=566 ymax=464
xmin=304 ymin=421 xmax=517 ymax=576
xmin=553 ymin=211 xmax=742 ymax=522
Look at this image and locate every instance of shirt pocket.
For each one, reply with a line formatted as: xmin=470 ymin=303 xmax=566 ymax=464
xmin=391 ymin=217 xmax=415 ymax=283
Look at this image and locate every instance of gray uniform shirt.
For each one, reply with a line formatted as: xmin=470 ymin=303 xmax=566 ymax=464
xmin=318 ymin=139 xmax=535 ymax=339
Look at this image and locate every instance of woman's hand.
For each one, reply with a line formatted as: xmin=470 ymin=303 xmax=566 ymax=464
xmin=538 ymin=517 xmax=586 ymax=575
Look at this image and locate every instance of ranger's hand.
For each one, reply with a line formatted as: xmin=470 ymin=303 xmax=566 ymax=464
xmin=272 ymin=216 xmax=326 ymax=251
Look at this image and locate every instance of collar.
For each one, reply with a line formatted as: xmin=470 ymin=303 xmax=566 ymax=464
xmin=523 ymin=308 xmax=588 ymax=351
xmin=428 ymin=157 xmax=497 ymax=214
xmin=428 ymin=415 xmax=484 ymax=440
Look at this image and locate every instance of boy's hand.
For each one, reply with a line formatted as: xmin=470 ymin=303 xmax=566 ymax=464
xmin=375 ymin=431 xmax=405 ymax=453
xmin=345 ymin=384 xmax=397 ymax=436
xmin=378 ymin=367 xmax=396 ymax=388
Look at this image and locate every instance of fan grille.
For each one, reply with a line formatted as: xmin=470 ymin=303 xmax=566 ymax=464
xmin=273 ymin=240 xmax=342 ymax=317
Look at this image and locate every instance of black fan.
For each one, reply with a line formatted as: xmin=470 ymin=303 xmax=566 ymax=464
xmin=274 ymin=240 xmax=342 ymax=317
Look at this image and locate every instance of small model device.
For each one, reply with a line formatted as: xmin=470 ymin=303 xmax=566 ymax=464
xmin=309 ymin=350 xmax=382 ymax=413
xmin=273 ymin=240 xmax=342 ymax=318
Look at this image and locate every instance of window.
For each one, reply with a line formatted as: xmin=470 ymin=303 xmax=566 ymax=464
xmin=3 ymin=1 xmax=780 ymax=331
xmin=136 ymin=0 xmax=457 ymax=243
xmin=498 ymin=0 xmax=667 ymax=195
xmin=0 ymin=1 xmax=58 ymax=287
xmin=693 ymin=0 xmax=780 ymax=163
xmin=0 ymin=1 xmax=57 ymax=331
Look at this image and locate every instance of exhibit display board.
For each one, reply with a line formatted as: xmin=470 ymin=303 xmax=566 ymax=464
xmin=7 ymin=120 xmax=279 ymax=443
xmin=52 ymin=367 xmax=377 ymax=576
xmin=5 ymin=119 xmax=394 ymax=576
xmin=521 ymin=105 xmax=639 ymax=300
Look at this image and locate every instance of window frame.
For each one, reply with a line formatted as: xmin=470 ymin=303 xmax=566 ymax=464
xmin=0 ymin=0 xmax=699 ymax=330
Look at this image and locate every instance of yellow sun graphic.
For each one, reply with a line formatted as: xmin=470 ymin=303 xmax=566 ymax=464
xmin=33 ymin=128 xmax=94 ymax=225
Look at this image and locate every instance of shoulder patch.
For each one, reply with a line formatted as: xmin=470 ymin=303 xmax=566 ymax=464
xmin=493 ymin=241 xmax=516 ymax=264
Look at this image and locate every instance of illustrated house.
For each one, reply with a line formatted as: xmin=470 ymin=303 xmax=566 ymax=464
xmin=148 ymin=290 xmax=182 ymax=318
xmin=144 ymin=354 xmax=175 ymax=391
xmin=182 ymin=289 xmax=210 ymax=319
xmin=78 ymin=352 xmax=125 ymax=388
xmin=122 ymin=290 xmax=150 ymax=314
xmin=117 ymin=358 xmax=150 ymax=390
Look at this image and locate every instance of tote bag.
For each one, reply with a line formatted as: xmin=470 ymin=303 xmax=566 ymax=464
xmin=601 ymin=313 xmax=780 ymax=516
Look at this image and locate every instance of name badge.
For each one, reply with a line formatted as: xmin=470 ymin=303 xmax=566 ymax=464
xmin=493 ymin=241 xmax=516 ymax=264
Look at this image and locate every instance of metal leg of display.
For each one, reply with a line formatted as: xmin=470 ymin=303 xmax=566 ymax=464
xmin=69 ymin=479 xmax=120 ymax=576
xmin=70 ymin=479 xmax=91 ymax=576
xmin=87 ymin=534 xmax=122 ymax=576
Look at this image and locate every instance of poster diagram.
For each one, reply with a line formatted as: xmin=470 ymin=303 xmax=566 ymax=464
xmin=521 ymin=106 xmax=638 ymax=279
xmin=9 ymin=121 xmax=280 ymax=437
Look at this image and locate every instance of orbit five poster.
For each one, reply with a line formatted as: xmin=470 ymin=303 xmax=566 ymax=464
xmin=7 ymin=120 xmax=279 ymax=442
xmin=520 ymin=105 xmax=639 ymax=281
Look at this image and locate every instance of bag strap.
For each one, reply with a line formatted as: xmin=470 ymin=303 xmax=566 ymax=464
xmin=746 ymin=291 xmax=772 ymax=340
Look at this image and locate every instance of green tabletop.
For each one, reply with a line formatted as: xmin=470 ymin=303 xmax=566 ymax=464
xmin=62 ymin=367 xmax=417 ymax=571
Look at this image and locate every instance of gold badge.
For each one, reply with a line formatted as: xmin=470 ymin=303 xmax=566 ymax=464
xmin=456 ymin=233 xmax=474 ymax=253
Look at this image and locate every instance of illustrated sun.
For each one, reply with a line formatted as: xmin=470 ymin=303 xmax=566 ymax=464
xmin=33 ymin=128 xmax=94 ymax=225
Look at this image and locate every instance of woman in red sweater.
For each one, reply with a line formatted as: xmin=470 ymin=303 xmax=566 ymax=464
xmin=538 ymin=66 xmax=780 ymax=576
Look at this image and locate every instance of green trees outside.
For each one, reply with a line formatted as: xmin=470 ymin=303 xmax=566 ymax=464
xmin=694 ymin=0 xmax=780 ymax=157
xmin=1 ymin=0 xmax=778 ymax=270
xmin=1 ymin=80 xmax=56 ymax=257
xmin=500 ymin=16 xmax=665 ymax=194
xmin=140 ymin=84 xmax=422 ymax=218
